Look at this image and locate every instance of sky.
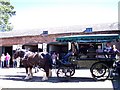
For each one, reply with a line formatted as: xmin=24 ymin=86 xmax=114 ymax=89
xmin=10 ymin=0 xmax=119 ymax=31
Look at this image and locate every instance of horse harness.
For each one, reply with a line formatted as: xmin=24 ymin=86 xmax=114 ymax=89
xmin=21 ymin=51 xmax=36 ymax=61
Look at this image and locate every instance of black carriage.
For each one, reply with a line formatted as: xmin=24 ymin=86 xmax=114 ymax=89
xmin=56 ymin=34 xmax=120 ymax=80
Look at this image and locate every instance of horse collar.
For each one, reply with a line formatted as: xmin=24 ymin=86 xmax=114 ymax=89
xmin=21 ymin=52 xmax=29 ymax=60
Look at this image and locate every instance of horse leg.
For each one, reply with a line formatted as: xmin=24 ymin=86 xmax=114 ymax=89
xmin=49 ymin=69 xmax=52 ymax=77
xmin=29 ymin=66 xmax=33 ymax=79
xmin=35 ymin=66 xmax=39 ymax=73
xmin=24 ymin=67 xmax=30 ymax=80
xmin=42 ymin=67 xmax=49 ymax=81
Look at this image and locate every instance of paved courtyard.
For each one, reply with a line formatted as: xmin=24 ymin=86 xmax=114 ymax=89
xmin=0 ymin=68 xmax=119 ymax=89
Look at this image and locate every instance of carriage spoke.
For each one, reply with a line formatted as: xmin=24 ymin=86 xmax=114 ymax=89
xmin=92 ymin=68 xmax=106 ymax=77
xmin=57 ymin=68 xmax=66 ymax=78
xmin=90 ymin=62 xmax=110 ymax=81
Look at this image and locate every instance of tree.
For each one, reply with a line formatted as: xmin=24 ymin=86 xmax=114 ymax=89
xmin=0 ymin=0 xmax=16 ymax=31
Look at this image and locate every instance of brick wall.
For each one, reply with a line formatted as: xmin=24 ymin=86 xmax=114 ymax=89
xmin=1 ymin=30 xmax=120 ymax=46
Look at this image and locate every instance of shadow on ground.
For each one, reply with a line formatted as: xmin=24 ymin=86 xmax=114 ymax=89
xmin=0 ymin=74 xmax=97 ymax=83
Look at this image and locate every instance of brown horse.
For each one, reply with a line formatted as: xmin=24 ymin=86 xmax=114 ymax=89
xmin=13 ymin=49 xmax=52 ymax=81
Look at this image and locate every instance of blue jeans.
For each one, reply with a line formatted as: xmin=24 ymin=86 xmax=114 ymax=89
xmin=6 ymin=60 xmax=10 ymax=67
xmin=1 ymin=61 xmax=4 ymax=68
xmin=13 ymin=61 xmax=17 ymax=68
xmin=62 ymin=52 xmax=72 ymax=63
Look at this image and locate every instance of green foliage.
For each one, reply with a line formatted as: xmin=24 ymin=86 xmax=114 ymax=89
xmin=0 ymin=0 xmax=16 ymax=31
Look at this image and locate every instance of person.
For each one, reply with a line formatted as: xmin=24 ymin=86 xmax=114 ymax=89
xmin=56 ymin=53 xmax=59 ymax=61
xmin=1 ymin=53 xmax=5 ymax=68
xmin=56 ymin=52 xmax=60 ymax=66
xmin=109 ymin=45 xmax=120 ymax=59
xmin=71 ymin=42 xmax=79 ymax=55
xmin=103 ymin=42 xmax=112 ymax=58
xmin=13 ymin=58 xmax=17 ymax=68
xmin=79 ymin=45 xmax=87 ymax=55
xmin=87 ymin=44 xmax=96 ymax=58
xmin=62 ymin=49 xmax=74 ymax=63
xmin=16 ymin=57 xmax=20 ymax=68
xmin=51 ymin=52 xmax=57 ymax=65
xmin=96 ymin=45 xmax=105 ymax=58
xmin=5 ymin=53 xmax=11 ymax=68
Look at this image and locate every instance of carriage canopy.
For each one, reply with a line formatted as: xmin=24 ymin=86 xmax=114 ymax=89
xmin=56 ymin=34 xmax=120 ymax=43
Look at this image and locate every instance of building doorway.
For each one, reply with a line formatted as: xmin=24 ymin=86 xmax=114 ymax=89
xmin=4 ymin=46 xmax=13 ymax=67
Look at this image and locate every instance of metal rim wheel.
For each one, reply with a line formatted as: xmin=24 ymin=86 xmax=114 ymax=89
xmin=90 ymin=62 xmax=110 ymax=81
xmin=57 ymin=67 xmax=66 ymax=78
xmin=57 ymin=67 xmax=75 ymax=78
xmin=65 ymin=67 xmax=75 ymax=77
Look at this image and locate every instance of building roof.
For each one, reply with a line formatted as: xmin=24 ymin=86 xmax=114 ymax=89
xmin=0 ymin=22 xmax=118 ymax=38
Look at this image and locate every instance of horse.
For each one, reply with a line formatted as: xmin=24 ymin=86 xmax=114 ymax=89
xmin=13 ymin=49 xmax=52 ymax=81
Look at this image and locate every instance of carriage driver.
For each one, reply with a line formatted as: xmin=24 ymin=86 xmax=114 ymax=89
xmin=62 ymin=42 xmax=79 ymax=64
xmin=62 ymin=49 xmax=74 ymax=64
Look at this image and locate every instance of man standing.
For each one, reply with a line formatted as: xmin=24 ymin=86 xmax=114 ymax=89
xmin=1 ymin=53 xmax=5 ymax=68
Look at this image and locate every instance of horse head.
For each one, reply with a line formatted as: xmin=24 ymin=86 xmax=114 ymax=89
xmin=13 ymin=49 xmax=25 ymax=59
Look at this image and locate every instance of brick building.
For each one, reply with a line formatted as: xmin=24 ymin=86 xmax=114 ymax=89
xmin=0 ymin=27 xmax=120 ymax=66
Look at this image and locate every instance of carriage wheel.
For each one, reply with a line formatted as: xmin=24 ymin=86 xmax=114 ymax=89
xmin=90 ymin=62 xmax=110 ymax=81
xmin=65 ymin=67 xmax=75 ymax=77
xmin=57 ymin=67 xmax=66 ymax=78
xmin=57 ymin=67 xmax=75 ymax=78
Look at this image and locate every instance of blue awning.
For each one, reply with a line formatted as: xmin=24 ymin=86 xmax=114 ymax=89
xmin=56 ymin=34 xmax=120 ymax=43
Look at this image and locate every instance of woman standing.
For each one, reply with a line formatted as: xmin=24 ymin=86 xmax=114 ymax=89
xmin=5 ymin=53 xmax=11 ymax=68
xmin=110 ymin=45 xmax=120 ymax=59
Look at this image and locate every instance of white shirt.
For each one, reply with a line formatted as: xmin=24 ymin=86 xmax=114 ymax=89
xmin=1 ymin=55 xmax=5 ymax=61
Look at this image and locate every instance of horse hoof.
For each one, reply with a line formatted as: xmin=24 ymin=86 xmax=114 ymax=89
xmin=42 ymin=77 xmax=48 ymax=81
xmin=29 ymin=76 xmax=33 ymax=79
xmin=24 ymin=76 xmax=30 ymax=80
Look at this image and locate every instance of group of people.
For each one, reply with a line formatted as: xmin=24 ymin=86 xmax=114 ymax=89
xmin=0 ymin=53 xmax=11 ymax=68
xmin=0 ymin=52 xmax=21 ymax=68
xmin=61 ymin=42 xmax=120 ymax=64
xmin=79 ymin=43 xmax=120 ymax=59
xmin=96 ymin=43 xmax=120 ymax=59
